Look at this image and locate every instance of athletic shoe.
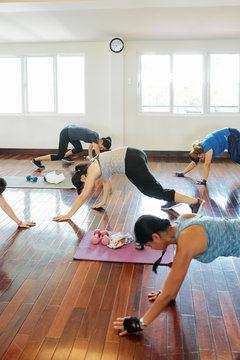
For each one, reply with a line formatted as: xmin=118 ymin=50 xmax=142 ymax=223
xmin=161 ymin=201 xmax=180 ymax=211
xmin=62 ymin=157 xmax=75 ymax=164
xmin=31 ymin=158 xmax=45 ymax=169
xmin=190 ymin=199 xmax=205 ymax=214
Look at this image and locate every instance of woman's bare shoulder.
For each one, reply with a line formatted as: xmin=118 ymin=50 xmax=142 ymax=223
xmin=180 ymin=214 xmax=197 ymax=219
xmin=88 ymin=159 xmax=100 ymax=175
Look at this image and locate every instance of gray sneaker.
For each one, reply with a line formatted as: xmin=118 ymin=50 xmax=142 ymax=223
xmin=161 ymin=201 xmax=180 ymax=211
xmin=62 ymin=157 xmax=75 ymax=164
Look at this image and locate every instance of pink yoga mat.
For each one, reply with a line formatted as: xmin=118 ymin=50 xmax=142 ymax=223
xmin=73 ymin=231 xmax=174 ymax=265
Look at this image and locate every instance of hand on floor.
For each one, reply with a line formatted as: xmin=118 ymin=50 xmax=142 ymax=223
xmin=18 ymin=221 xmax=36 ymax=228
xmin=53 ymin=215 xmax=70 ymax=222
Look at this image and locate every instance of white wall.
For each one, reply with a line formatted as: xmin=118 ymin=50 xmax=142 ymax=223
xmin=0 ymin=39 xmax=240 ymax=151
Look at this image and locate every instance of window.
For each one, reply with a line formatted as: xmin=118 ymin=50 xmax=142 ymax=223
xmin=0 ymin=58 xmax=22 ymax=113
xmin=27 ymin=57 xmax=54 ymax=112
xmin=173 ymin=54 xmax=203 ymax=114
xmin=57 ymin=56 xmax=85 ymax=114
xmin=140 ymin=54 xmax=170 ymax=112
xmin=0 ymin=55 xmax=85 ymax=114
xmin=139 ymin=52 xmax=240 ymax=114
xmin=210 ymin=54 xmax=239 ymax=113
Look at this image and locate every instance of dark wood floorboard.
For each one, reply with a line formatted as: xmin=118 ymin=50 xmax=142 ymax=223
xmin=0 ymin=155 xmax=240 ymax=359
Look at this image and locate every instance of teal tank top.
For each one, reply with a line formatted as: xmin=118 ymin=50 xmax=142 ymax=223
xmin=174 ymin=215 xmax=240 ymax=263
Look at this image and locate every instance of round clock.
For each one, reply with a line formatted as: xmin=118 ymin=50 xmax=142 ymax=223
xmin=109 ymin=38 xmax=124 ymax=53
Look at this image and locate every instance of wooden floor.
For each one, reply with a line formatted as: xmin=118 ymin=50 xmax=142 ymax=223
xmin=0 ymin=154 xmax=240 ymax=360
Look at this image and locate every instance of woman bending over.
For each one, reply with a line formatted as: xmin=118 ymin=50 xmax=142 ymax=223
xmin=174 ymin=128 xmax=240 ymax=184
xmin=113 ymin=213 xmax=240 ymax=335
xmin=31 ymin=124 xmax=112 ymax=169
xmin=53 ymin=147 xmax=204 ymax=222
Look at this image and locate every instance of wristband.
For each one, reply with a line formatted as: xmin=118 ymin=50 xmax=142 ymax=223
xmin=139 ymin=318 xmax=147 ymax=328
xmin=175 ymin=172 xmax=184 ymax=177
xmin=17 ymin=221 xmax=23 ymax=227
xmin=196 ymin=179 xmax=207 ymax=185
xmin=123 ymin=317 xmax=142 ymax=333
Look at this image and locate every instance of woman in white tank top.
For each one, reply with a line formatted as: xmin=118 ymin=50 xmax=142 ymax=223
xmin=53 ymin=147 xmax=205 ymax=222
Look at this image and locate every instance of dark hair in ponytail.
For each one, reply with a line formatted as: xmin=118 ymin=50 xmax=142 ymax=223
xmin=152 ymin=251 xmax=166 ymax=274
xmin=0 ymin=178 xmax=7 ymax=195
xmin=101 ymin=136 xmax=112 ymax=150
xmin=134 ymin=215 xmax=171 ymax=273
xmin=72 ymin=163 xmax=89 ymax=194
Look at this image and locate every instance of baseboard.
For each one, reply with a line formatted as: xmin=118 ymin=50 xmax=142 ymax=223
xmin=145 ymin=150 xmax=189 ymax=158
xmin=0 ymin=148 xmax=88 ymax=156
xmin=0 ymin=148 xmax=229 ymax=159
xmin=144 ymin=150 xmax=229 ymax=159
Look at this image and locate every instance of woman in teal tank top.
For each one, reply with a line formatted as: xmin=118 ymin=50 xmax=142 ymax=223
xmin=174 ymin=215 xmax=240 ymax=263
xmin=113 ymin=213 xmax=240 ymax=336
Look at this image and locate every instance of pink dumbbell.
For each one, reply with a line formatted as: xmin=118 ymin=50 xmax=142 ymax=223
xmin=101 ymin=230 xmax=109 ymax=237
xmin=94 ymin=229 xmax=101 ymax=236
xmin=91 ymin=234 xmax=101 ymax=245
xmin=101 ymin=235 xmax=110 ymax=245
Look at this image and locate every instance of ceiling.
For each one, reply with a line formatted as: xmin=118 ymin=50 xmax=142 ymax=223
xmin=1 ymin=0 xmax=240 ymax=43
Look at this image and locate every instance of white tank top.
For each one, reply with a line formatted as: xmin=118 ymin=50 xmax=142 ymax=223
xmin=94 ymin=147 xmax=128 ymax=179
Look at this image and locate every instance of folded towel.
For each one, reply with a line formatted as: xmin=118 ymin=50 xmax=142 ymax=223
xmin=44 ymin=171 xmax=65 ymax=184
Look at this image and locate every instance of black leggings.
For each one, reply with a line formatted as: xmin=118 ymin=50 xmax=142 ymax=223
xmin=228 ymin=128 xmax=240 ymax=164
xmin=125 ymin=147 xmax=175 ymax=202
xmin=50 ymin=127 xmax=83 ymax=161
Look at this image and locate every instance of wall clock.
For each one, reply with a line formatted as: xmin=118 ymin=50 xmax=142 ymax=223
xmin=109 ymin=38 xmax=124 ymax=53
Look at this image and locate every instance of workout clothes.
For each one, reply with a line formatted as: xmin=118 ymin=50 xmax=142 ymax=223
xmin=96 ymin=147 xmax=127 ymax=179
xmin=174 ymin=215 xmax=240 ymax=263
xmin=201 ymin=128 xmax=230 ymax=158
xmin=227 ymin=128 xmax=240 ymax=164
xmin=68 ymin=125 xmax=99 ymax=144
xmin=94 ymin=147 xmax=175 ymax=202
xmin=50 ymin=125 xmax=99 ymax=161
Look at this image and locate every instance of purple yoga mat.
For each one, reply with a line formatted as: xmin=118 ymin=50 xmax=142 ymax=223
xmin=73 ymin=231 xmax=174 ymax=265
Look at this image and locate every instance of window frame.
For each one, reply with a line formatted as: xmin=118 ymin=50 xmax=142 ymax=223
xmin=0 ymin=54 xmax=85 ymax=116
xmin=138 ymin=51 xmax=240 ymax=116
xmin=208 ymin=52 xmax=240 ymax=114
